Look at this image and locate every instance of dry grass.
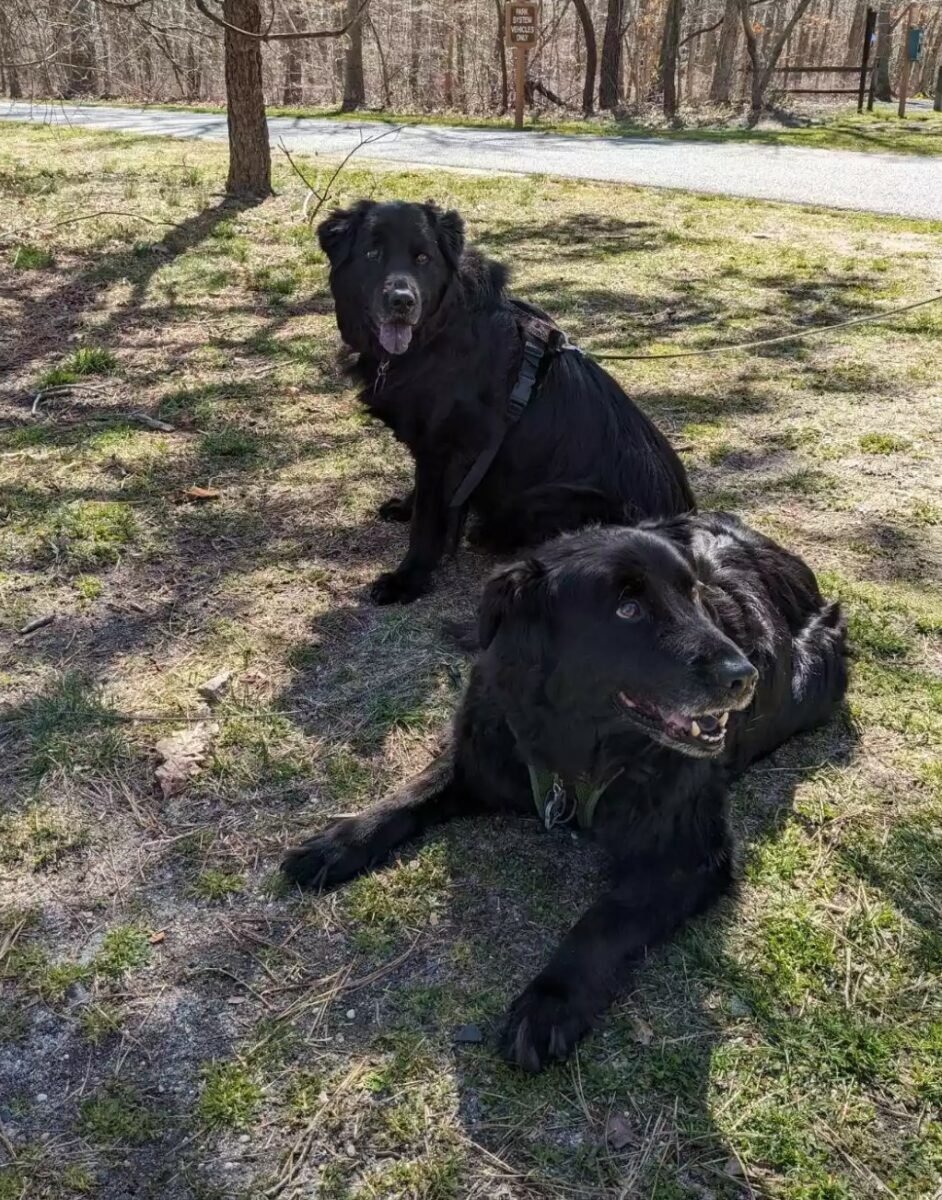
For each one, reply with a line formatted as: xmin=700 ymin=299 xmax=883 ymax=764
xmin=0 ymin=122 xmax=940 ymax=1200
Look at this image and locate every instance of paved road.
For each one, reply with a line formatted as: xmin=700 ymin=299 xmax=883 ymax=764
xmin=3 ymin=99 xmax=940 ymax=219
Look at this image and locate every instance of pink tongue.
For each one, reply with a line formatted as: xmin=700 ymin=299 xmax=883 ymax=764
xmin=378 ymin=322 xmax=413 ymax=355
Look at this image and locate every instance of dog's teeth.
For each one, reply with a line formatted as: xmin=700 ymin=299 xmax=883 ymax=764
xmin=690 ymin=720 xmax=701 ymax=738
xmin=718 ymin=712 xmax=729 ymax=728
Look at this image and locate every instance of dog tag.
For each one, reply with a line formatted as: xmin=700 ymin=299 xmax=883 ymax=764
xmin=543 ymin=777 xmax=568 ymax=831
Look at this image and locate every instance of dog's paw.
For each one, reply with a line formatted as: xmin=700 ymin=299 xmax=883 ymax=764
xmin=500 ymin=979 xmax=592 ymax=1072
xmin=281 ymin=820 xmax=372 ymax=890
xmin=370 ymin=569 xmax=432 ymax=606
xmin=377 ymin=495 xmax=413 ymax=523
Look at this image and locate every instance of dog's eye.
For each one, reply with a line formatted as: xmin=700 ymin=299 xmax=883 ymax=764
xmin=365 ymin=248 xmax=381 ymax=261
xmin=616 ymin=599 xmax=642 ymax=622
xmin=415 ymin=252 xmax=430 ymax=265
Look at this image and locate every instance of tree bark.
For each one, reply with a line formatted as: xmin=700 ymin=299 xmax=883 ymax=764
xmin=875 ymin=7 xmax=892 ymax=101
xmin=494 ymin=0 xmax=508 ymax=113
xmin=409 ymin=0 xmax=422 ymax=102
xmin=599 ymin=0 xmax=624 ymax=110
xmin=659 ymin=0 xmax=684 ymax=118
xmin=64 ymin=0 xmax=98 ymax=97
xmin=710 ymin=0 xmax=740 ymax=103
xmin=572 ymin=0 xmax=597 ymax=115
xmin=341 ymin=0 xmax=366 ymax=111
xmin=223 ymin=0 xmax=272 ymax=197
xmin=0 ymin=10 xmax=22 ymax=99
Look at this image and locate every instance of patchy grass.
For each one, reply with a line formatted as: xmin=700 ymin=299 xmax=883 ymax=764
xmin=0 ymin=121 xmax=939 ymax=1200
xmin=10 ymin=242 xmax=54 ymax=269
xmin=38 ymin=345 xmax=118 ymax=388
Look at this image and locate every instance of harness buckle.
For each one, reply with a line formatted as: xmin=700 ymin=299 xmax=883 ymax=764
xmin=373 ymin=359 xmax=390 ymax=396
xmin=542 ymin=775 xmax=570 ymax=831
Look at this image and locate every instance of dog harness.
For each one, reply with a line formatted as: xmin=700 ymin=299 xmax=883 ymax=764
xmin=449 ymin=319 xmax=582 ymax=511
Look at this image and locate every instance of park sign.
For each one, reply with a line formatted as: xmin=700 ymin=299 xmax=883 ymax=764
xmin=505 ymin=2 xmax=539 ymax=48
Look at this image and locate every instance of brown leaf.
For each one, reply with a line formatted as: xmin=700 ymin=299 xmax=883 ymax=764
xmin=149 ymin=930 xmax=166 ymax=945
xmin=630 ymin=1015 xmax=654 ymax=1046
xmin=181 ymin=486 xmax=220 ymax=503
xmin=154 ymin=722 xmax=216 ymax=798
xmin=606 ymin=1112 xmax=633 ymax=1151
xmin=197 ymin=670 xmax=232 ymax=705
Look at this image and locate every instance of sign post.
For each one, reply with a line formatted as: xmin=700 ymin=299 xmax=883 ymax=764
xmin=504 ymin=2 xmax=539 ymax=130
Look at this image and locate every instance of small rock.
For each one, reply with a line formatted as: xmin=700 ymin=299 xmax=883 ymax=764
xmin=238 ymin=1134 xmax=250 ymax=1144
xmin=630 ymin=1016 xmax=654 ymax=1046
xmin=36 ymin=1093 xmax=48 ymax=1103
xmin=197 ymin=670 xmax=232 ymax=705
xmin=723 ymin=1157 xmax=745 ymax=1178
xmin=345 ymin=1142 xmax=356 ymax=1157
xmin=453 ymin=1024 xmax=484 ymax=1044
xmin=65 ymin=980 xmax=90 ymax=1007
xmin=223 ymin=1161 xmax=236 ymax=1172
xmin=729 ymin=996 xmax=751 ymax=1018
xmin=606 ymin=1112 xmax=633 ymax=1151
xmin=345 ymin=1009 xmax=356 ymax=1020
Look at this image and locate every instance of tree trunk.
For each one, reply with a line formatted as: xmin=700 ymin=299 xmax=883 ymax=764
xmin=341 ymin=0 xmax=366 ymax=111
xmin=659 ymin=0 xmax=683 ymax=118
xmin=282 ymin=43 xmax=302 ymax=104
xmin=186 ymin=42 xmax=202 ymax=101
xmin=875 ymin=8 xmax=892 ymax=101
xmin=740 ymin=0 xmax=814 ymax=116
xmin=223 ymin=0 xmax=272 ymax=197
xmin=572 ymin=0 xmax=597 ymax=115
xmin=710 ymin=0 xmax=740 ymax=103
xmin=409 ymin=0 xmax=422 ymax=102
xmin=0 ymin=10 xmax=21 ymax=99
xmin=599 ymin=0 xmax=624 ymax=110
xmin=368 ymin=16 xmax=392 ymax=107
xmin=844 ymin=1 xmax=867 ymax=67
xmin=494 ymin=0 xmax=508 ymax=113
xmin=65 ymin=0 xmax=98 ymax=97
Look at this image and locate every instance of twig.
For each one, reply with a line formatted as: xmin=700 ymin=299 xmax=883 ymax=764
xmin=279 ymin=124 xmax=402 ymax=226
xmin=18 ymin=614 xmax=56 ymax=636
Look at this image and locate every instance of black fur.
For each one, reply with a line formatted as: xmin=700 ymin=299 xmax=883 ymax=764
xmin=282 ymin=513 xmax=849 ymax=1070
xmin=317 ymin=199 xmax=695 ymax=604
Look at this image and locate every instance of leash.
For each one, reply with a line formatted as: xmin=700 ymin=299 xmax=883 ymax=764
xmin=587 ymin=292 xmax=942 ymax=362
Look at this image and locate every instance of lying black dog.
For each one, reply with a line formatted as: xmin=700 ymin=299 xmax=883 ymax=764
xmin=282 ymin=512 xmax=848 ymax=1069
xmin=317 ymin=199 xmax=694 ymax=604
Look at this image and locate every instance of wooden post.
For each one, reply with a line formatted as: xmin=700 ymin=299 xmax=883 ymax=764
xmin=504 ymin=2 xmax=538 ymax=128
xmin=935 ymin=64 xmax=942 ymax=112
xmin=514 ymin=46 xmax=526 ymax=129
xmin=898 ymin=5 xmax=913 ymax=118
xmin=858 ymin=7 xmax=876 ymax=113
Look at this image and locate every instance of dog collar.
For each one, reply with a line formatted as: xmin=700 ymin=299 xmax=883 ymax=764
xmin=526 ymin=761 xmax=623 ymax=832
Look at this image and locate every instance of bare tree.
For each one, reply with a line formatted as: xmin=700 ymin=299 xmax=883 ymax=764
xmin=710 ymin=0 xmax=741 ymax=102
xmin=739 ymin=0 xmax=814 ymax=115
xmin=660 ymin=0 xmax=684 ymax=117
xmin=599 ymin=0 xmax=624 ymax=109
xmin=222 ymin=0 xmax=271 ymax=195
xmin=571 ymin=0 xmax=597 ymax=114
xmin=341 ymin=0 xmax=366 ymax=110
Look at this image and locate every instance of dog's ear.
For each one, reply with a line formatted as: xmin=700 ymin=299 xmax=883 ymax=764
xmin=478 ymin=559 xmax=545 ymax=649
xmin=424 ymin=204 xmax=465 ymax=270
xmin=317 ymin=200 xmax=373 ymax=266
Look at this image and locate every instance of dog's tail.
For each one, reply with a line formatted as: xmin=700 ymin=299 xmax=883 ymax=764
xmin=790 ymin=600 xmax=850 ymax=730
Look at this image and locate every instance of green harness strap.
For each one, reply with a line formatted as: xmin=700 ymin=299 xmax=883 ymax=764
xmin=526 ymin=763 xmax=622 ymax=832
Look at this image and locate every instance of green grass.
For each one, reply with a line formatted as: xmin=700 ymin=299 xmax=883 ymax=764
xmin=38 ymin=346 xmax=117 ymax=388
xmin=197 ymin=1061 xmax=264 ymax=1128
xmin=79 ymin=1084 xmax=161 ymax=1145
xmin=10 ymin=242 xmax=53 ymax=269
xmin=1 ymin=120 xmax=940 ymax=1200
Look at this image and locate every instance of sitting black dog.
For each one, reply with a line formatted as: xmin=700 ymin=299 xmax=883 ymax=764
xmin=317 ymin=199 xmax=694 ymax=604
xmin=282 ymin=513 xmax=848 ymax=1069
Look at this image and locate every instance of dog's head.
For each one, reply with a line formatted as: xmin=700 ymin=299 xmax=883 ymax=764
xmin=479 ymin=527 xmax=758 ymax=760
xmin=317 ymin=200 xmax=465 ymax=356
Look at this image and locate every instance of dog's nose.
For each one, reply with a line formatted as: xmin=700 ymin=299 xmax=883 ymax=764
xmin=714 ymin=657 xmax=758 ymax=699
xmin=388 ymin=287 xmax=416 ymax=315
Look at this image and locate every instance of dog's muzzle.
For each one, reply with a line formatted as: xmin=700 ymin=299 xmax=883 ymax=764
xmin=377 ymin=274 xmax=421 ymax=355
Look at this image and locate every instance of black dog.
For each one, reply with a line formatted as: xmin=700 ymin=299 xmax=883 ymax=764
xmin=282 ymin=513 xmax=849 ymax=1070
xmin=317 ymin=199 xmax=694 ymax=604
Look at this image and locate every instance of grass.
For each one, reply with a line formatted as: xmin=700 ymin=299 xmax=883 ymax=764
xmin=38 ymin=345 xmax=117 ymax=388
xmin=0 ymin=120 xmax=939 ymax=1200
xmin=66 ymin=96 xmax=942 ymax=157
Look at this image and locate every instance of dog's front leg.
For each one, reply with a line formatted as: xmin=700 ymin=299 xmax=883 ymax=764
xmin=501 ymin=848 xmax=733 ymax=1071
xmin=371 ymin=457 xmax=451 ymax=604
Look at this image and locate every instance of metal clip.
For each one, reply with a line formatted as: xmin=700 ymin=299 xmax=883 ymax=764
xmin=542 ymin=776 xmax=569 ymax=831
xmin=374 ymin=359 xmax=390 ymax=396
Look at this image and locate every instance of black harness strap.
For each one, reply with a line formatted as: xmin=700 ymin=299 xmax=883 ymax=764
xmin=449 ymin=326 xmax=555 ymax=511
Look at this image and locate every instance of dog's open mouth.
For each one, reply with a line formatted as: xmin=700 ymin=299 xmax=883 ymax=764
xmin=378 ymin=320 xmax=414 ymax=356
xmin=618 ymin=691 xmax=729 ymax=752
